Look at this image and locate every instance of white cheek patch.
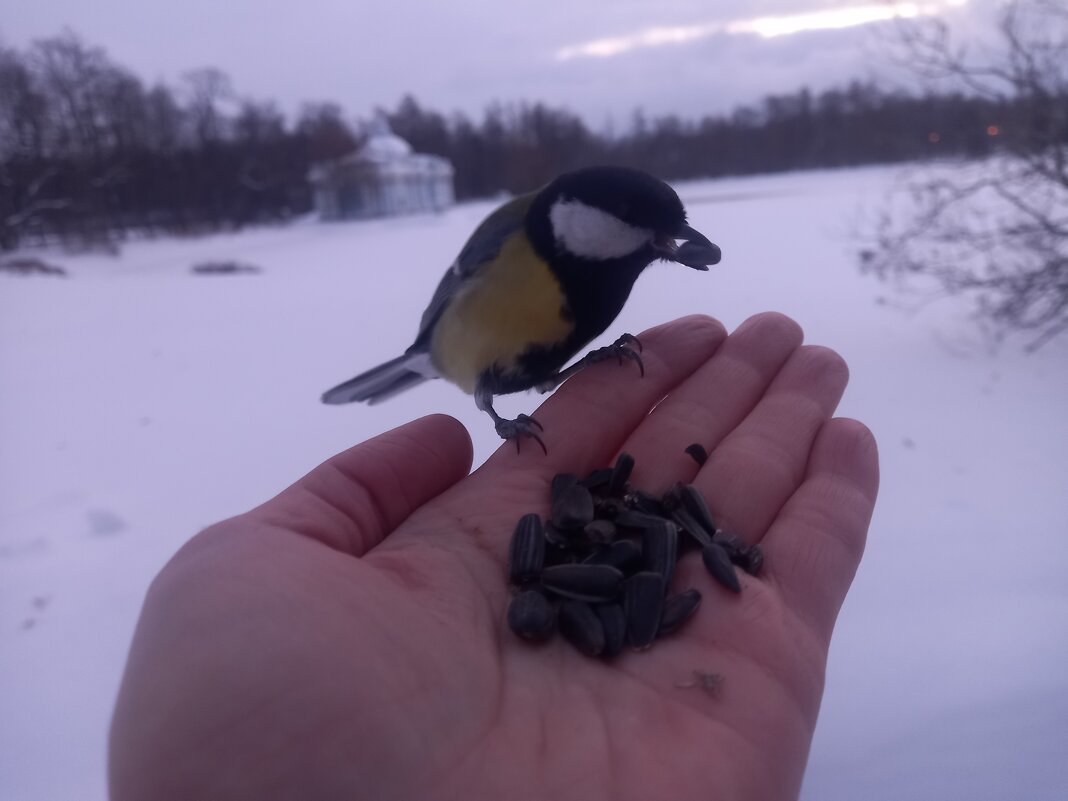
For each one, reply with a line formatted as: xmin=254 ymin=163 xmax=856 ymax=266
xmin=549 ymin=198 xmax=652 ymax=260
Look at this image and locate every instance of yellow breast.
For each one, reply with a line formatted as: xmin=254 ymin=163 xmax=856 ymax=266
xmin=430 ymin=233 xmax=573 ymax=394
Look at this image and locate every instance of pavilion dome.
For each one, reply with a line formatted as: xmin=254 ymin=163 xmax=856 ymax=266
xmin=357 ymin=116 xmax=413 ymax=161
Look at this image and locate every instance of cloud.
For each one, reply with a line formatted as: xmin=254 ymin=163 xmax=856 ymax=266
xmin=555 ymin=1 xmax=970 ymax=61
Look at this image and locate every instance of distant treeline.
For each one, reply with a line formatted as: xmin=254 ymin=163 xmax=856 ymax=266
xmin=0 ymin=32 xmax=1015 ymax=251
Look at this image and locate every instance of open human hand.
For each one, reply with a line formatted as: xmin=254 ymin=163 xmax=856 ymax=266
xmin=110 ymin=312 xmax=879 ymax=801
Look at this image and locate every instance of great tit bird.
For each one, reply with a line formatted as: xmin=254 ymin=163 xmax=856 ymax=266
xmin=321 ymin=165 xmax=721 ymax=451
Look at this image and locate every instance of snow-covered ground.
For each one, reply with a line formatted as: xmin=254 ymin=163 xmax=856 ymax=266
xmin=2 ymin=165 xmax=1066 ymax=800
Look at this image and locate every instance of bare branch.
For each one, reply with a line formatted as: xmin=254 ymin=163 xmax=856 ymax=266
xmin=867 ymin=0 xmax=1068 ymax=349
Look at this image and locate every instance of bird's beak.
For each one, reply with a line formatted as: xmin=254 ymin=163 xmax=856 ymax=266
xmin=656 ymin=223 xmax=722 ymax=271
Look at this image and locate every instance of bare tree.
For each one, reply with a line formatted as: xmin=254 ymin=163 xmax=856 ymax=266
xmin=183 ymin=67 xmax=233 ymax=146
xmin=864 ymin=0 xmax=1068 ymax=349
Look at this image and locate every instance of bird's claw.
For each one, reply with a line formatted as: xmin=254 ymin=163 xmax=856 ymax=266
xmin=520 ymin=413 xmax=544 ymax=431
xmin=592 ymin=334 xmax=645 ymax=377
xmin=496 ymin=414 xmax=547 ymax=454
xmin=616 ymin=346 xmax=645 ymax=377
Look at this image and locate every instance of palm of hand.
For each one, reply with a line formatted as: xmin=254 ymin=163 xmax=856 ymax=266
xmin=111 ymin=314 xmax=878 ymax=801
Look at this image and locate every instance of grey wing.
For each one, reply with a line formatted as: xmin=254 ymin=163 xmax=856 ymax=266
xmin=407 ymin=192 xmax=535 ymax=353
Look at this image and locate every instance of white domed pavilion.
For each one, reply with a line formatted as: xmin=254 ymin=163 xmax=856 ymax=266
xmin=309 ymin=117 xmax=454 ymax=220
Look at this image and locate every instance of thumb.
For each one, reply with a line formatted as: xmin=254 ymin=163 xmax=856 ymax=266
xmin=252 ymin=414 xmax=473 ymax=556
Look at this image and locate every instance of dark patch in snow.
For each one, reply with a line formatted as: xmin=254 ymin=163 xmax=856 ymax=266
xmin=86 ymin=508 xmax=126 ymax=537
xmin=0 ymin=537 xmax=50 ymax=559
xmin=0 ymin=257 xmax=67 ymax=277
xmin=191 ymin=260 xmax=262 ymax=275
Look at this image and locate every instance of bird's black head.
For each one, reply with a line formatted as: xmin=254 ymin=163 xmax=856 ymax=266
xmin=527 ymin=166 xmax=721 ymax=271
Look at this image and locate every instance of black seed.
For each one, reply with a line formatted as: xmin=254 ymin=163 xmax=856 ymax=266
xmin=593 ymin=496 xmax=625 ymax=519
xmin=559 ymin=601 xmax=605 ymax=656
xmin=660 ymin=482 xmax=684 ymax=513
xmin=671 ymin=507 xmax=712 ymax=549
xmin=551 ymin=473 xmax=580 ymax=505
xmin=508 ymin=513 xmax=546 ymax=585
xmin=580 ymin=467 xmax=614 ymax=494
xmin=712 ymin=529 xmax=744 ymax=559
xmin=624 ymin=572 xmax=665 ymax=650
xmin=552 ymin=483 xmax=595 ymax=529
xmin=609 ymin=452 xmax=635 ymax=498
xmin=623 ymin=489 xmax=667 ymax=517
xmin=658 ymin=589 xmax=702 ymax=636
xmin=540 ymin=564 xmax=624 ymax=602
xmin=680 ymin=485 xmax=717 ymax=539
xmin=543 ymin=522 xmax=573 ymax=549
xmin=582 ymin=539 xmax=642 ymax=573
xmin=736 ymin=544 xmax=764 ymax=576
xmin=582 ymin=544 xmax=610 ymax=564
xmin=614 ymin=509 xmax=668 ymax=532
xmin=702 ymin=543 xmax=741 ymax=593
xmin=596 ymin=603 xmax=627 ymax=658
xmin=642 ymin=518 xmax=679 ymax=588
xmin=685 ymin=443 xmax=708 ymax=466
xmin=507 ymin=590 xmax=556 ymax=641
xmin=584 ymin=519 xmax=617 ymax=544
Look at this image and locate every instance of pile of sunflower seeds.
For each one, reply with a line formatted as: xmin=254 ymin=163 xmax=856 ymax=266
xmin=506 ymin=448 xmax=764 ymax=658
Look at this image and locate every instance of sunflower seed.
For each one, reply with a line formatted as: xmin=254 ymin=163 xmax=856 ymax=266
xmin=507 ymin=590 xmax=556 ymax=641
xmin=509 ymin=452 xmax=765 ymax=658
xmin=671 ymin=507 xmax=712 ymax=549
xmin=581 ymin=539 xmax=642 ymax=573
xmin=702 ymin=543 xmax=741 ymax=593
xmin=551 ymin=473 xmax=580 ymax=505
xmin=680 ymin=485 xmax=717 ymax=538
xmin=624 ymin=571 xmax=665 ymax=650
xmin=623 ymin=489 xmax=667 ymax=517
xmin=593 ymin=496 xmax=625 ymax=519
xmin=658 ymin=589 xmax=702 ymax=636
xmin=580 ymin=467 xmax=614 ymax=494
xmin=660 ymin=482 xmax=684 ymax=513
xmin=736 ymin=544 xmax=764 ymax=576
xmin=541 ymin=564 xmax=624 ymax=602
xmin=614 ymin=508 xmax=668 ymax=532
xmin=543 ymin=522 xmax=573 ymax=549
xmin=508 ymin=513 xmax=546 ymax=585
xmin=684 ymin=443 xmax=708 ymax=466
xmin=596 ymin=603 xmax=627 ymax=658
xmin=609 ymin=452 xmax=635 ymax=498
xmin=584 ymin=519 xmax=618 ymax=544
xmin=712 ymin=529 xmax=744 ymax=559
xmin=552 ymin=483 xmax=595 ymax=530
xmin=642 ymin=518 xmax=679 ymax=587
xmin=559 ymin=601 xmax=605 ymax=657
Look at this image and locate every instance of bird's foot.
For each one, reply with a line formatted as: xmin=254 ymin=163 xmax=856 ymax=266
xmin=534 ymin=334 xmax=646 ymax=394
xmin=587 ymin=333 xmax=645 ymax=377
xmin=495 ymin=413 xmax=547 ymax=454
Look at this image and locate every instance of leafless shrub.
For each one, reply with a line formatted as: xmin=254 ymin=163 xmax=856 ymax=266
xmin=0 ymin=256 xmax=67 ymax=276
xmin=864 ymin=0 xmax=1068 ymax=349
xmin=191 ymin=260 xmax=261 ymax=275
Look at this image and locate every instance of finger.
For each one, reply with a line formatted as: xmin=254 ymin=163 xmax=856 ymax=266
xmin=251 ymin=414 xmax=473 ymax=556
xmin=623 ymin=312 xmax=804 ymax=491
xmin=482 ymin=314 xmax=727 ymax=477
xmin=696 ymin=345 xmax=850 ymax=544
xmin=762 ymin=418 xmax=879 ymax=644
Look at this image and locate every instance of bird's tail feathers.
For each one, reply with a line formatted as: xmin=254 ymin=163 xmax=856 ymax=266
xmin=321 ymin=352 xmax=437 ymax=405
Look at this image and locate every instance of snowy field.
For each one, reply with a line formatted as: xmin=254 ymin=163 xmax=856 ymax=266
xmin=2 ymin=165 xmax=1066 ymax=800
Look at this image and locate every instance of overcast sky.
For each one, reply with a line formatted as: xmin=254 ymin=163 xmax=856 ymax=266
xmin=2 ymin=0 xmax=998 ymax=125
